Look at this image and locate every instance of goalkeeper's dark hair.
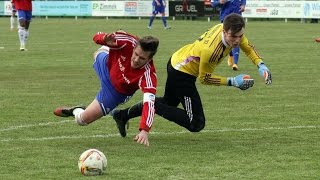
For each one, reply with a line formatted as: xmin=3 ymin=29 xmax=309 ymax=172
xmin=138 ymin=36 xmax=159 ymax=58
xmin=223 ymin=13 xmax=245 ymax=35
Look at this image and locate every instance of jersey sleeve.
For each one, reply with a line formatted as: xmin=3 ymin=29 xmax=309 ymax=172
xmin=198 ymin=47 xmax=229 ymax=86
xmin=138 ymin=69 xmax=157 ymax=132
xmin=240 ymin=35 xmax=263 ymax=66
xmin=92 ymin=31 xmax=137 ymax=49
xmin=93 ymin=32 xmax=109 ymax=45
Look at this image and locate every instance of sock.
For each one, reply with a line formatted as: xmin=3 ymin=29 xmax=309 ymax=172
xmin=73 ymin=108 xmax=87 ymax=126
xmin=229 ymin=51 xmax=233 ymax=57
xmin=73 ymin=108 xmax=85 ymax=116
xmin=123 ymin=102 xmax=143 ymax=121
xmin=10 ymin=16 xmax=14 ymax=29
xmin=232 ymin=47 xmax=240 ymax=64
xmin=161 ymin=16 xmax=167 ymax=27
xmin=18 ymin=27 xmax=25 ymax=46
xmin=24 ymin=30 xmax=29 ymax=45
xmin=148 ymin=16 xmax=155 ymax=27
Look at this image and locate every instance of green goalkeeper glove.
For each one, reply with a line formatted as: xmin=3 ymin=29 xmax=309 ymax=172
xmin=228 ymin=74 xmax=254 ymax=90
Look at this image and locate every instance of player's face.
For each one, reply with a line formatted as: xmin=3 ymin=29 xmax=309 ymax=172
xmin=223 ymin=28 xmax=245 ymax=48
xmin=131 ymin=45 xmax=152 ymax=69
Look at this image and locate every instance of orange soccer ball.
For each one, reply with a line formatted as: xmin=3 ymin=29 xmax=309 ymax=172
xmin=315 ymin=37 xmax=320 ymax=43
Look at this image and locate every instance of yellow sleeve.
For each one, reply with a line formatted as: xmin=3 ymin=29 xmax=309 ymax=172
xmin=198 ymin=48 xmax=229 ymax=86
xmin=240 ymin=35 xmax=263 ymax=66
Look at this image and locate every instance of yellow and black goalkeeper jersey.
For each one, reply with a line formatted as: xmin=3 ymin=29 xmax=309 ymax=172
xmin=171 ymin=24 xmax=263 ymax=86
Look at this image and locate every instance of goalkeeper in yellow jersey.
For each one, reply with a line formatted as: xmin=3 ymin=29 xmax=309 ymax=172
xmin=111 ymin=13 xmax=272 ymax=137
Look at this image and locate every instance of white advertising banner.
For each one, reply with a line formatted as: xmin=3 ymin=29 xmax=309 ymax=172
xmin=243 ymin=1 xmax=320 ymax=18
xmin=4 ymin=1 xmax=13 ymax=15
xmin=1 ymin=1 xmax=317 ymax=18
xmin=92 ymin=1 xmax=125 ymax=16
xmin=91 ymin=1 xmax=168 ymax=17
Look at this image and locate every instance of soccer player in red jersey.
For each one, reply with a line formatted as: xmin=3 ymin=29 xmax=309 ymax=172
xmin=10 ymin=0 xmax=19 ymax=31
xmin=54 ymin=30 xmax=159 ymax=146
xmin=12 ymin=0 xmax=32 ymax=51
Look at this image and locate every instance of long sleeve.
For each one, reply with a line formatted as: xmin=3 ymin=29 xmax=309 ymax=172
xmin=139 ymin=64 xmax=157 ymax=132
xmin=197 ymin=47 xmax=230 ymax=86
xmin=93 ymin=32 xmax=108 ymax=45
xmin=240 ymin=35 xmax=263 ymax=66
xmin=140 ymin=94 xmax=156 ymax=132
xmin=93 ymin=31 xmax=138 ymax=50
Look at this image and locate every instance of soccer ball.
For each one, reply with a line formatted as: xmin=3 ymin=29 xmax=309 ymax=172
xmin=78 ymin=149 xmax=107 ymax=176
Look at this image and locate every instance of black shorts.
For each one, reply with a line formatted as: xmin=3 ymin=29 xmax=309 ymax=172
xmin=164 ymin=58 xmax=205 ymax=119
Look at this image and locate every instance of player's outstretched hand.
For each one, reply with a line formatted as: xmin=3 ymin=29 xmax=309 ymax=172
xmin=229 ymin=74 xmax=254 ymax=90
xmin=258 ymin=62 xmax=272 ymax=85
xmin=134 ymin=130 xmax=149 ymax=146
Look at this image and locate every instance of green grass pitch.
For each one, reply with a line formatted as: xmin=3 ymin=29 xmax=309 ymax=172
xmin=0 ymin=17 xmax=320 ymax=179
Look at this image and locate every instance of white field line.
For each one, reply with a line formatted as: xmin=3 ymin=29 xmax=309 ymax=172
xmin=0 ymin=120 xmax=73 ymax=132
xmin=2 ymin=41 xmax=89 ymax=46
xmin=0 ymin=120 xmax=318 ymax=142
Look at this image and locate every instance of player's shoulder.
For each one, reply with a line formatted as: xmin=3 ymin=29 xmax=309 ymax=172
xmin=142 ymin=61 xmax=156 ymax=73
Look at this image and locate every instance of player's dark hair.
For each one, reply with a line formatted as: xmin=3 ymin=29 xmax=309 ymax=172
xmin=223 ymin=13 xmax=245 ymax=35
xmin=138 ymin=36 xmax=159 ymax=58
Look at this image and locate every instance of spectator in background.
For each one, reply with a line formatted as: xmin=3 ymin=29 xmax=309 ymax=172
xmin=212 ymin=0 xmax=246 ymax=71
xmin=10 ymin=0 xmax=19 ymax=31
xmin=12 ymin=0 xmax=32 ymax=51
xmin=148 ymin=0 xmax=171 ymax=29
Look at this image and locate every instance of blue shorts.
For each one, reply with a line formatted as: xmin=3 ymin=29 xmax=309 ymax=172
xmin=152 ymin=6 xmax=165 ymax=15
xmin=93 ymin=52 xmax=132 ymax=115
xmin=18 ymin=10 xmax=32 ymax=21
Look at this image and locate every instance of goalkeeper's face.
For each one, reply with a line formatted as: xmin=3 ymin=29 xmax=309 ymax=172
xmin=131 ymin=45 xmax=152 ymax=69
xmin=223 ymin=28 xmax=245 ymax=48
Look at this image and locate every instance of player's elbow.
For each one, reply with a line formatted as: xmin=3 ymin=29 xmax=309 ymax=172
xmin=199 ymin=78 xmax=211 ymax=85
xmin=198 ymin=77 xmax=207 ymax=85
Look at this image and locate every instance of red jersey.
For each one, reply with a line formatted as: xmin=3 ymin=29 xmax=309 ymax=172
xmin=12 ymin=0 xmax=32 ymax=11
xmin=93 ymin=31 xmax=157 ymax=132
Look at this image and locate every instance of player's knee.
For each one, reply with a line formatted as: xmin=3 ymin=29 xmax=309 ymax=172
xmin=93 ymin=50 xmax=103 ymax=61
xmin=93 ymin=46 xmax=109 ymax=60
xmin=189 ymin=124 xmax=205 ymax=132
xmin=188 ymin=117 xmax=205 ymax=132
xmin=19 ymin=21 xmax=27 ymax=28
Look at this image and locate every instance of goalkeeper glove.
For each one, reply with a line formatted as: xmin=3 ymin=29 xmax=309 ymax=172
xmin=228 ymin=74 xmax=254 ymax=90
xmin=258 ymin=62 xmax=272 ymax=85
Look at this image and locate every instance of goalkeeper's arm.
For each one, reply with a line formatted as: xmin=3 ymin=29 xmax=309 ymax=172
xmin=257 ymin=62 xmax=272 ymax=85
xmin=227 ymin=74 xmax=254 ymax=90
xmin=198 ymin=73 xmax=253 ymax=90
